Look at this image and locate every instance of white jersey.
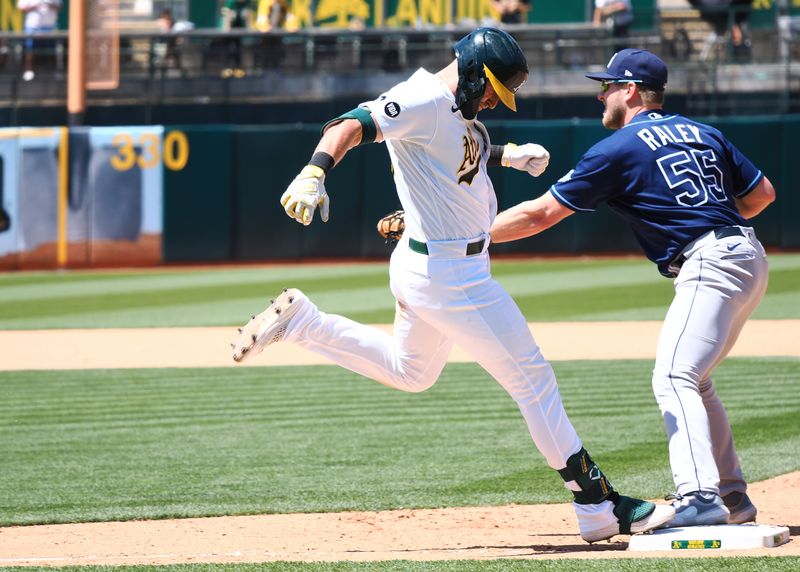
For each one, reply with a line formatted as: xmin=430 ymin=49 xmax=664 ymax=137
xmin=361 ymin=69 xmax=497 ymax=242
xmin=18 ymin=0 xmax=61 ymax=29
xmin=594 ymin=0 xmax=631 ymax=10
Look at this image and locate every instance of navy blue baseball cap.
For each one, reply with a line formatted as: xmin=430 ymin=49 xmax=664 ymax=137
xmin=585 ymin=49 xmax=668 ymax=89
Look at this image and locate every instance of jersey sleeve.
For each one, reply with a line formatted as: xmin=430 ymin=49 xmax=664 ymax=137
xmin=721 ymin=138 xmax=763 ymax=198
xmin=361 ymin=83 xmax=438 ymax=145
xmin=549 ymin=148 xmax=620 ymax=212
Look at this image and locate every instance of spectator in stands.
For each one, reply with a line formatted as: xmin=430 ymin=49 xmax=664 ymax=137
xmin=254 ymin=0 xmax=294 ymax=68
xmin=729 ymin=0 xmax=754 ymax=56
xmin=689 ymin=0 xmax=753 ymax=58
xmin=220 ymin=0 xmax=253 ymax=78
xmin=489 ymin=0 xmax=531 ymax=25
xmin=593 ymin=0 xmax=633 ymax=52
xmin=255 ymin=0 xmax=289 ymax=32
xmin=17 ymin=0 xmax=62 ymax=82
xmin=154 ymin=8 xmax=181 ymax=71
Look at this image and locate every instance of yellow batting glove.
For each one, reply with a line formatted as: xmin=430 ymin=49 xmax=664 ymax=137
xmin=280 ymin=165 xmax=330 ymax=226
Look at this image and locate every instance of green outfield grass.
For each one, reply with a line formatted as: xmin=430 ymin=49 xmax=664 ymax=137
xmin=0 ymin=254 xmax=798 ymax=329
xmin=1 ymin=358 xmax=797 ymax=526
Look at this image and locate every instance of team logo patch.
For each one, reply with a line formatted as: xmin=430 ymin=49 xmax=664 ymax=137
xmin=384 ymin=102 xmax=400 ymax=118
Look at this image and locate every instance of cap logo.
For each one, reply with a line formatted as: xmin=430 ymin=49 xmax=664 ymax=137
xmin=624 ymin=70 xmax=633 ymax=77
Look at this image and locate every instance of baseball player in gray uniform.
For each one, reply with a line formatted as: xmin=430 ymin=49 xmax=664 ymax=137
xmin=490 ymin=49 xmax=775 ymax=528
xmin=232 ymin=28 xmax=674 ymax=542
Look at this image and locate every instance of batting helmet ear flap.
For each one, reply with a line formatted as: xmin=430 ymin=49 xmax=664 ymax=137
xmin=454 ymin=31 xmax=487 ymax=120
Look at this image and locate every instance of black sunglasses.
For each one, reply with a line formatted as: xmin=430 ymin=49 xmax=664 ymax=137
xmin=600 ymin=79 xmax=643 ymax=93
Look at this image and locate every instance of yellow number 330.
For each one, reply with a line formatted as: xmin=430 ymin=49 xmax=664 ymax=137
xmin=110 ymin=131 xmax=189 ymax=171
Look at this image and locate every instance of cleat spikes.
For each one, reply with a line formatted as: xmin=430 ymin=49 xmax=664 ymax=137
xmin=232 ymin=288 xmax=305 ymax=363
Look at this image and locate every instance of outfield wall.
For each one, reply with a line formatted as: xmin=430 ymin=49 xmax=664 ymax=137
xmin=0 ymin=116 xmax=796 ymax=269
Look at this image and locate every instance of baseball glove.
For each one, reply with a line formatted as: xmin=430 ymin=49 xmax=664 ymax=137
xmin=376 ymin=209 xmax=405 ymax=244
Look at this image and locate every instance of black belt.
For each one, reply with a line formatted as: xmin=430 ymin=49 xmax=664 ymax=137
xmin=669 ymin=226 xmax=746 ymax=275
xmin=408 ymin=237 xmax=485 ymax=256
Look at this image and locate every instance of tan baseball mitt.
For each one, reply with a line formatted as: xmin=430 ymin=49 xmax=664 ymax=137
xmin=376 ymin=210 xmax=405 ymax=244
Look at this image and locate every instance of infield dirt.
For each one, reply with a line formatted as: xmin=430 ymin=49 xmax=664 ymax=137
xmin=0 ymin=321 xmax=796 ymax=566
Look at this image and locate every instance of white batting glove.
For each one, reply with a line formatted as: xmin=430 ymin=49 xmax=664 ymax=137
xmin=501 ymin=143 xmax=551 ymax=177
xmin=280 ymin=165 xmax=330 ymax=226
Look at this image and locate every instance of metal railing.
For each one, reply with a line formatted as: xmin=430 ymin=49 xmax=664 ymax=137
xmin=0 ymin=19 xmax=798 ymax=120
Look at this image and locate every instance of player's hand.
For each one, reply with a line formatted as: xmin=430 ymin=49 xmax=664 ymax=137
xmin=501 ymin=143 xmax=550 ymax=177
xmin=280 ymin=165 xmax=330 ymax=225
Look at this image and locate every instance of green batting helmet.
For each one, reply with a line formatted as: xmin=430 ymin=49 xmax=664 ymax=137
xmin=454 ymin=27 xmax=529 ymax=120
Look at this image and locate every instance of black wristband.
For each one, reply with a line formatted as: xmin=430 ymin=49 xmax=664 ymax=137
xmin=488 ymin=144 xmax=504 ymax=167
xmin=309 ymin=151 xmax=335 ymax=174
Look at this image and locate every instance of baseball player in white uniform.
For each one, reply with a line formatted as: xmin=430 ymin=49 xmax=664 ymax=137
xmin=231 ymin=28 xmax=674 ymax=542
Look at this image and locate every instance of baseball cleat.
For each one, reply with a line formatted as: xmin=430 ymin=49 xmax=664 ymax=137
xmin=232 ymin=288 xmax=306 ymax=363
xmin=578 ymin=494 xmax=676 ymax=543
xmin=659 ymin=491 xmax=730 ymax=528
xmin=723 ymin=491 xmax=757 ymax=524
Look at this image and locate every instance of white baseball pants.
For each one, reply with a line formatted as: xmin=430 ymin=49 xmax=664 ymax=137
xmin=286 ymin=234 xmax=583 ymax=470
xmin=652 ymin=226 xmax=768 ymax=497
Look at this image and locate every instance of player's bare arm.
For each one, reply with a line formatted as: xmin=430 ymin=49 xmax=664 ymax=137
xmin=490 ymin=190 xmax=574 ymax=243
xmin=281 ymin=110 xmax=383 ymax=226
xmin=316 ymin=115 xmax=385 ymax=163
xmin=735 ymin=176 xmax=776 ymax=219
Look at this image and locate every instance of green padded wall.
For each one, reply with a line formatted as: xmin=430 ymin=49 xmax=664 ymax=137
xmin=163 ymin=126 xmax=234 ymax=261
xmin=162 ymin=115 xmax=800 ymax=263
xmin=530 ymin=0 xmax=587 ymax=23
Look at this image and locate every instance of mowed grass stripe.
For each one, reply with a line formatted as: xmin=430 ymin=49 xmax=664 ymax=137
xmin=1 ymin=358 xmax=797 ymax=526
xmin=0 ymin=378 xmax=523 ymax=430
xmin=0 ymin=274 xmax=391 ymax=322
xmin=0 ymin=254 xmax=798 ymax=329
xmin=0 ymin=263 xmax=389 ymax=294
xmin=2 ymin=360 xmax=795 ymax=423
xmin=2 ymin=362 xmax=795 ymax=426
xmin=508 ymin=267 xmax=798 ymax=321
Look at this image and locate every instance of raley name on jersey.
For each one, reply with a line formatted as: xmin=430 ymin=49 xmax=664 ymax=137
xmin=636 ymin=122 xmax=703 ymax=151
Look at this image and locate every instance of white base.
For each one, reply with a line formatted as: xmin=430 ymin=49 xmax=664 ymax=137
xmin=628 ymin=524 xmax=791 ymax=551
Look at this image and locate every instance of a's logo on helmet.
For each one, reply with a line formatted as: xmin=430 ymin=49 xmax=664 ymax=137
xmin=384 ymin=102 xmax=400 ymax=118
